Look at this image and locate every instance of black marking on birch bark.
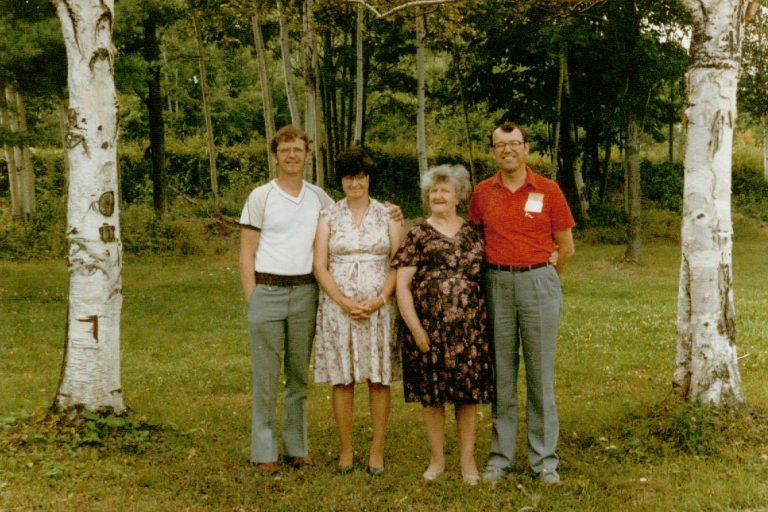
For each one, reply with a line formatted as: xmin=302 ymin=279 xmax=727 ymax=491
xmin=718 ymin=262 xmax=736 ymax=341
xmin=708 ymin=111 xmax=723 ymax=157
xmin=89 ymin=48 xmax=111 ymax=73
xmin=65 ymin=132 xmax=87 ymax=152
xmin=99 ymin=224 xmax=116 ymax=243
xmin=110 ymin=388 xmax=122 ymax=395
xmin=98 ymin=191 xmax=115 ymax=216
xmin=77 ymin=315 xmax=99 ymax=342
xmin=62 ymin=0 xmax=81 ymax=52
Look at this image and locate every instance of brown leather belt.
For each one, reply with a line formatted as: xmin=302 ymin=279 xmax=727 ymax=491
xmin=255 ymin=272 xmax=316 ymax=287
xmin=485 ymin=262 xmax=549 ymax=273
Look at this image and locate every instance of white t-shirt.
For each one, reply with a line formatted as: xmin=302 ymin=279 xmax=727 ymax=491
xmin=239 ymin=180 xmax=333 ymax=275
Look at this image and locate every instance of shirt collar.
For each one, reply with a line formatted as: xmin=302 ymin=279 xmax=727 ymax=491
xmin=492 ymin=166 xmax=540 ymax=190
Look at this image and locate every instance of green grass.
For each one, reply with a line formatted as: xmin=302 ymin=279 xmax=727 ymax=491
xmin=2 ymin=236 xmax=768 ymax=511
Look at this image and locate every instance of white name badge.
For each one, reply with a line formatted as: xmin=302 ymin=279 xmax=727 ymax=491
xmin=524 ymin=192 xmax=544 ymax=213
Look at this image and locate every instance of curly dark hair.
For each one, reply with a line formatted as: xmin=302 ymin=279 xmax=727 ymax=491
xmin=334 ymin=146 xmax=377 ymax=191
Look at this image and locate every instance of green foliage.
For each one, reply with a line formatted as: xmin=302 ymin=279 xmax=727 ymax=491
xmin=2 ymin=408 xmax=164 ymax=455
xmin=641 ymin=160 xmax=683 ymax=211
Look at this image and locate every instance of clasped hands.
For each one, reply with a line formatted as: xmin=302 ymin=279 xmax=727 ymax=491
xmin=339 ymin=296 xmax=385 ymax=320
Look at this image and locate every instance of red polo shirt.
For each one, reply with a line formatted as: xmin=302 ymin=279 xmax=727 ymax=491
xmin=468 ymin=167 xmax=575 ymax=266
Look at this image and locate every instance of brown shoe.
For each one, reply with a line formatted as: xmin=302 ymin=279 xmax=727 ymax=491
xmin=285 ymin=456 xmax=314 ymax=469
xmin=252 ymin=461 xmax=281 ymax=478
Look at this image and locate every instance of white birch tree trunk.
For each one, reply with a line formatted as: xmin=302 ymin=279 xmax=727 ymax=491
xmin=415 ymin=13 xmax=428 ymax=176
xmin=252 ymin=10 xmax=276 ymax=178
xmin=192 ymin=12 xmax=219 ymax=209
xmin=277 ymin=0 xmax=302 ymax=128
xmin=0 ymin=97 xmax=22 ymax=220
xmin=353 ymin=3 xmax=365 ymax=146
xmin=53 ymin=0 xmax=125 ymax=413
xmin=674 ymin=0 xmax=745 ymax=407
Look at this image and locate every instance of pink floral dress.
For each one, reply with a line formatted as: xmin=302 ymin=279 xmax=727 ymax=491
xmin=313 ymin=199 xmax=401 ymax=385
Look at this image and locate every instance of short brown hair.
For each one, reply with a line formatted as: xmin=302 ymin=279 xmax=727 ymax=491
xmin=489 ymin=121 xmax=527 ymax=146
xmin=270 ymin=125 xmax=310 ymax=154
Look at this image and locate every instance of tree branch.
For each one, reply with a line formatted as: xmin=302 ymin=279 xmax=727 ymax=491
xmin=342 ymin=0 xmax=459 ymax=19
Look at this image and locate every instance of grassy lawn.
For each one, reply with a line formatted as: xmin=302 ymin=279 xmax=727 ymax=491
xmin=1 ymin=237 xmax=767 ymax=511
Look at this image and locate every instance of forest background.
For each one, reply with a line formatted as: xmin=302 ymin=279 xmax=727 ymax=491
xmin=2 ymin=0 xmax=768 ymax=510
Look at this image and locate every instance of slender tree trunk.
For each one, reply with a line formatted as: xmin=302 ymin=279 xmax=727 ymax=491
xmin=599 ymin=137 xmax=612 ymax=203
xmin=763 ymin=125 xmax=767 ymax=181
xmin=143 ymin=14 xmax=168 ymax=217
xmin=277 ymin=0 xmax=302 ymax=128
xmin=252 ymin=11 xmax=276 ymax=178
xmin=624 ymin=114 xmax=642 ymax=262
xmin=562 ymin=52 xmax=588 ymax=220
xmin=415 ymin=13 xmax=428 ymax=176
xmin=14 ymin=90 xmax=36 ymax=221
xmin=192 ymin=12 xmax=219 ymax=209
xmin=455 ymin=51 xmax=475 ymax=184
xmin=674 ymin=0 xmax=745 ymax=407
xmin=553 ymin=44 xmax=565 ymax=174
xmin=353 ymin=3 xmax=365 ymax=146
xmin=53 ymin=0 xmax=124 ymax=413
xmin=303 ymin=0 xmax=316 ymax=182
xmin=0 ymin=92 xmax=21 ymax=220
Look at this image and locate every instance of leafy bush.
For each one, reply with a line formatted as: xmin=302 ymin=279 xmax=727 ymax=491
xmin=641 ymin=160 xmax=683 ymax=211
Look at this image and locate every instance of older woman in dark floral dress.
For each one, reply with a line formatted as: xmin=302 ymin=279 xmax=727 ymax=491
xmin=392 ymin=164 xmax=494 ymax=486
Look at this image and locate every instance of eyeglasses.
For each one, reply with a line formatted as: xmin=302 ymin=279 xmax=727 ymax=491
xmin=277 ymin=147 xmax=307 ymax=156
xmin=492 ymin=140 xmax=525 ymax=151
xmin=341 ymin=173 xmax=369 ymax=183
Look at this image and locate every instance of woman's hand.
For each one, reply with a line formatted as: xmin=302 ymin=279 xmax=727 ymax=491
xmin=337 ymin=297 xmax=368 ymax=319
xmin=358 ymin=295 xmax=385 ymax=315
xmin=412 ymin=327 xmax=430 ymax=353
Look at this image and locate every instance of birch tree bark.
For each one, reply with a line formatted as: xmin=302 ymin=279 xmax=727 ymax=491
xmin=415 ymin=13 xmax=428 ymax=176
xmin=277 ymin=0 xmax=302 ymax=128
xmin=192 ymin=12 xmax=219 ymax=209
xmin=673 ymin=0 xmax=745 ymax=406
xmin=303 ymin=0 xmax=324 ymax=184
xmin=53 ymin=0 xmax=125 ymax=413
xmin=252 ymin=9 xmax=276 ymax=178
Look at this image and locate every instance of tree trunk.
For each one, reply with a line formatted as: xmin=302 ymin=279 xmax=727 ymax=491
xmin=668 ymin=82 xmax=676 ymax=163
xmin=454 ymin=49 xmax=475 ymax=184
xmin=763 ymin=126 xmax=767 ymax=181
xmin=562 ymin=52 xmax=588 ymax=220
xmin=673 ymin=0 xmax=745 ymax=407
xmin=252 ymin=11 xmax=276 ymax=178
xmin=624 ymin=114 xmax=642 ymax=262
xmin=553 ymin=44 xmax=565 ymax=175
xmin=303 ymin=0 xmax=323 ymax=185
xmin=14 ymin=89 xmax=36 ymax=221
xmin=143 ymin=14 xmax=168 ymax=216
xmin=415 ymin=13 xmax=428 ymax=176
xmin=192 ymin=12 xmax=219 ymax=209
xmin=353 ymin=3 xmax=365 ymax=146
xmin=53 ymin=0 xmax=124 ymax=413
xmin=0 ymin=92 xmax=22 ymax=220
xmin=277 ymin=0 xmax=302 ymax=128
xmin=599 ymin=136 xmax=612 ymax=203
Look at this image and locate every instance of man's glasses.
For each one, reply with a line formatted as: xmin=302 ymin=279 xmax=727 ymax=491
xmin=277 ymin=147 xmax=307 ymax=155
xmin=492 ymin=141 xmax=525 ymax=151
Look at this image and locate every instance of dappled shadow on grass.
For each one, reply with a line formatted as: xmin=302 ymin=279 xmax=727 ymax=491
xmin=1 ymin=407 xmax=167 ymax=455
xmin=568 ymin=397 xmax=768 ymax=465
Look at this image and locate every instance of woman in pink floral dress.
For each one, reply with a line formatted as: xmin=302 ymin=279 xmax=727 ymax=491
xmin=313 ymin=147 xmax=403 ymax=475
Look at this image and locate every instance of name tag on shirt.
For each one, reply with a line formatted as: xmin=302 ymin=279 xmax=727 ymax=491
xmin=524 ymin=192 xmax=544 ymax=213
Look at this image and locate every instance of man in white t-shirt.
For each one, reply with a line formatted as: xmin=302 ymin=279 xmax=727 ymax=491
xmin=238 ymin=125 xmax=333 ymax=477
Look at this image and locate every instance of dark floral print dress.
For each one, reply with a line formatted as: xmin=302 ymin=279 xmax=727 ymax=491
xmin=391 ymin=221 xmax=494 ymax=405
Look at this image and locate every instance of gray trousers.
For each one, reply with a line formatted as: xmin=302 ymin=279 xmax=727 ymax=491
xmin=485 ymin=266 xmax=561 ymax=473
xmin=247 ymin=282 xmax=318 ymax=463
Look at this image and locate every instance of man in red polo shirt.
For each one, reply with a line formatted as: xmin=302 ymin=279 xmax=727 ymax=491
xmin=468 ymin=122 xmax=575 ymax=484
